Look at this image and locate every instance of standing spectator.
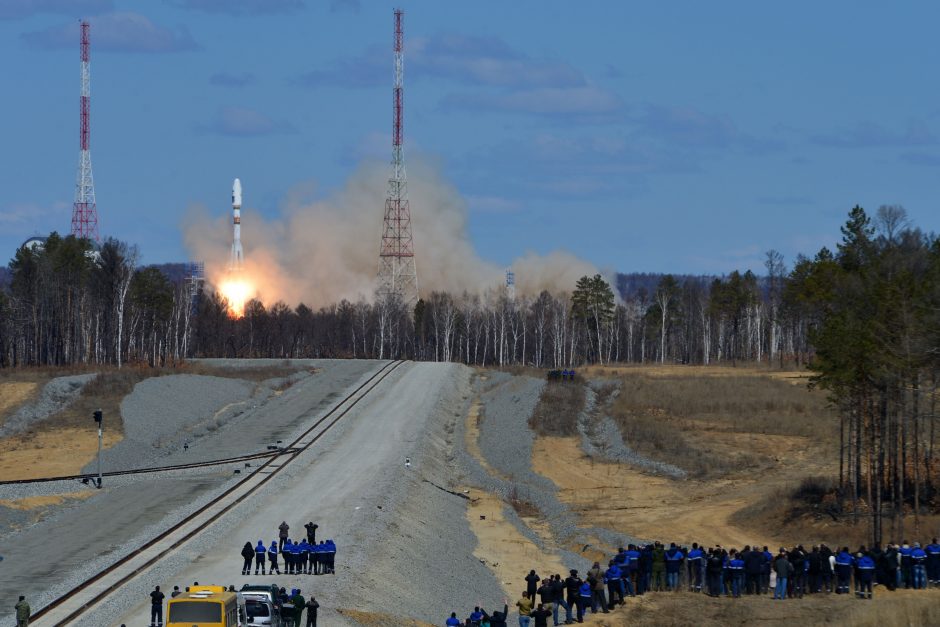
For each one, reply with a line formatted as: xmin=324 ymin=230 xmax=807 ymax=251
xmin=150 ymin=585 xmax=165 ymax=627
xmin=834 ymin=547 xmax=854 ymax=594
xmin=531 ymin=603 xmax=552 ymax=627
xmin=515 ymin=590 xmax=533 ymax=627
xmin=773 ymin=550 xmax=792 ymax=600
xmin=268 ymin=540 xmax=281 ymax=575
xmin=254 ymin=540 xmax=267 ymax=575
xmin=926 ymin=538 xmax=940 ymax=586
xmin=604 ymin=562 xmax=623 ymax=608
xmin=549 ymin=574 xmax=572 ymax=625
xmin=883 ymin=543 xmax=898 ymax=591
xmin=576 ymin=581 xmax=591 ymax=623
xmin=446 ymin=612 xmax=461 ymax=626
xmin=525 ymin=570 xmax=541 ymax=599
xmin=899 ymin=541 xmax=913 ymax=588
xmin=536 ymin=580 xmax=553 ymax=609
xmin=586 ymin=562 xmax=608 ymax=614
xmin=304 ymin=521 xmax=318 ymax=543
xmin=483 ymin=600 xmax=509 ymax=627
xmin=761 ymin=546 xmax=774 ymax=594
xmin=651 ymin=542 xmax=666 ymax=591
xmin=819 ymin=544 xmax=834 ymax=593
xmin=291 ymin=589 xmax=305 ymax=627
xmin=241 ymin=542 xmax=254 ymax=575
xmin=665 ymin=543 xmax=684 ymax=592
xmin=856 ymin=552 xmax=875 ymax=599
xmin=912 ymin=542 xmax=928 ymax=589
xmin=706 ymin=550 xmax=723 ymax=597
xmin=469 ymin=607 xmax=484 ymax=626
xmin=728 ymin=550 xmax=744 ymax=598
xmin=279 ymin=521 xmax=290 ymax=551
xmin=564 ymin=570 xmax=582 ymax=620
xmin=304 ymin=596 xmax=319 ymax=627
xmin=15 ymin=595 xmax=30 ymax=627
xmin=170 ymin=586 xmax=182 ymax=598
xmin=687 ymin=543 xmax=704 ymax=592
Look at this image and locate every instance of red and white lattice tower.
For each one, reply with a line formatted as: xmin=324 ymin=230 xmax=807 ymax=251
xmin=71 ymin=20 xmax=99 ymax=241
xmin=377 ymin=8 xmax=418 ymax=304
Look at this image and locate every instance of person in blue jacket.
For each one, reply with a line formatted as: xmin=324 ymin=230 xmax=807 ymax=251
xmin=604 ymin=561 xmax=623 ymax=607
xmin=664 ymin=543 xmax=684 ymax=592
xmin=268 ymin=540 xmax=280 ymax=575
xmin=834 ymin=547 xmax=854 ymax=594
xmin=576 ymin=581 xmax=592 ymax=623
xmin=686 ymin=543 xmax=704 ymax=592
xmin=911 ymin=542 xmax=928 ymax=589
xmin=926 ymin=538 xmax=940 ymax=585
xmin=445 ymin=612 xmax=460 ymax=626
xmin=468 ymin=607 xmax=484 ymax=626
xmin=856 ymin=552 xmax=875 ymax=599
xmin=325 ymin=539 xmax=337 ymax=574
xmin=728 ymin=550 xmax=744 ymax=598
xmin=254 ymin=539 xmax=267 ymax=575
xmin=299 ymin=539 xmax=311 ymax=575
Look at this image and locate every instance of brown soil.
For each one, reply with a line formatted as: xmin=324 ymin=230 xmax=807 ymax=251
xmin=0 ymin=382 xmax=37 ymax=426
xmin=0 ymin=427 xmax=123 ymax=480
xmin=0 ymin=491 xmax=94 ymax=510
xmin=533 ymin=434 xmax=839 ymax=550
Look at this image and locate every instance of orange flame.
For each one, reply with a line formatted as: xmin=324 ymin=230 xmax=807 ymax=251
xmin=219 ymin=275 xmax=253 ymax=318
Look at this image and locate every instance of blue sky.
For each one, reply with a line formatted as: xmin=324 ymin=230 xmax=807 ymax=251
xmin=3 ymin=0 xmax=940 ymax=275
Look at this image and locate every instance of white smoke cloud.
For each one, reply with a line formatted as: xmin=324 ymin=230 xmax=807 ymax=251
xmin=182 ymin=158 xmax=601 ymax=308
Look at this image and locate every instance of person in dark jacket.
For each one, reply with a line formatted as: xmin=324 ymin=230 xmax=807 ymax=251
xmin=481 ymin=601 xmax=508 ymax=627
xmin=536 ymin=581 xmax=553 ymax=607
xmin=278 ymin=521 xmax=290 ymax=551
xmin=549 ymin=574 xmax=573 ymax=625
xmin=773 ymin=550 xmax=794 ymax=599
xmin=883 ymin=544 xmax=899 ymax=591
xmin=14 ymin=596 xmax=30 ymax=627
xmin=531 ymin=604 xmax=552 ymax=627
xmin=150 ymin=585 xmax=165 ymax=627
xmin=706 ymin=550 xmax=724 ymax=597
xmin=743 ymin=545 xmax=763 ymax=595
xmin=241 ymin=542 xmax=254 ymax=575
xmin=304 ymin=596 xmax=318 ymax=627
xmin=564 ymin=570 xmax=582 ymax=620
xmin=525 ymin=570 xmax=541 ymax=599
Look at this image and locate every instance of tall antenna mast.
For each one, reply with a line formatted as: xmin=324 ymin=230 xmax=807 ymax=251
xmin=377 ymin=8 xmax=418 ymax=305
xmin=71 ymin=20 xmax=99 ymax=241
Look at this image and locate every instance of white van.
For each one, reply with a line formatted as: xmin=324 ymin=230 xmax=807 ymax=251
xmin=242 ymin=591 xmax=283 ymax=627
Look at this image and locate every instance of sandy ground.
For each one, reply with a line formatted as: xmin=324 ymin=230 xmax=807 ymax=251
xmin=0 ymin=427 xmax=123 ymax=480
xmin=0 ymin=491 xmax=94 ymax=510
xmin=533 ymin=436 xmax=780 ymax=549
xmin=0 ymin=382 xmax=37 ymax=424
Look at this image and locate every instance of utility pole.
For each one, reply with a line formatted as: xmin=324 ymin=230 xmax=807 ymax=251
xmin=93 ymin=409 xmax=103 ymax=488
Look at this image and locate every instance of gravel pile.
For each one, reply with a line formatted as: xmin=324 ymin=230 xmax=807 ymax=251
xmin=0 ymin=373 xmax=96 ymax=437
xmin=578 ymin=386 xmax=686 ymax=479
xmin=83 ymin=374 xmax=255 ymax=473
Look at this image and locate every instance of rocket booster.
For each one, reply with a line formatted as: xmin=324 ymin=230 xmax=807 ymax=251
xmin=230 ymin=178 xmax=244 ymax=270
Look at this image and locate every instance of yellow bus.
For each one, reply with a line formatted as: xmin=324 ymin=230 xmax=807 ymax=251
xmin=167 ymin=585 xmax=244 ymax=627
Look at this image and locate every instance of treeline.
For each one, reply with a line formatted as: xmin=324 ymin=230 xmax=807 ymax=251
xmin=0 ymin=233 xmax=197 ymax=367
xmin=797 ymin=206 xmax=940 ymax=544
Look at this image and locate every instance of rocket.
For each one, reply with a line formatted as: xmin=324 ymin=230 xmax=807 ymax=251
xmin=230 ymin=178 xmax=244 ymax=270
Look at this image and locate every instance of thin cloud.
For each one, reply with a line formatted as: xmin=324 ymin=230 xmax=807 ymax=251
xmin=169 ymin=0 xmax=303 ymax=15
xmin=635 ymin=104 xmax=783 ymax=153
xmin=441 ymin=85 xmax=623 ymax=117
xmin=296 ymin=33 xmax=587 ymax=89
xmin=196 ymin=106 xmax=295 ymax=137
xmin=811 ymin=121 xmax=937 ymax=148
xmin=22 ymin=12 xmax=199 ymax=53
xmin=210 ymin=72 xmax=256 ymax=87
xmin=0 ymin=0 xmax=112 ymax=21
xmin=899 ymin=151 xmax=940 ymax=166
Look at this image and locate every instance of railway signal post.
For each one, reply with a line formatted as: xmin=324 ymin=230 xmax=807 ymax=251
xmin=93 ymin=409 xmax=103 ymax=488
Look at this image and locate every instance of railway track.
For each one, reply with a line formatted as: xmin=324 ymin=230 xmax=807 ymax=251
xmin=0 ymin=449 xmax=303 ymax=486
xmin=29 ymin=359 xmax=406 ymax=626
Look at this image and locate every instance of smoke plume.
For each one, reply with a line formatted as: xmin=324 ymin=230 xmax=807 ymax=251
xmin=183 ymin=158 xmax=600 ymax=309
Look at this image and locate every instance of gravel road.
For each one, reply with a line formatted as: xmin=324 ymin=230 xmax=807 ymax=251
xmin=0 ymin=373 xmax=96 ymax=438
xmin=0 ymin=360 xmax=382 ymax=620
xmin=106 ymin=362 xmax=504 ymax=627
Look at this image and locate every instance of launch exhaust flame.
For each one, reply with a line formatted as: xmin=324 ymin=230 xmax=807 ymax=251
xmin=183 ymin=158 xmax=601 ymax=310
xmin=219 ymin=275 xmax=252 ymax=317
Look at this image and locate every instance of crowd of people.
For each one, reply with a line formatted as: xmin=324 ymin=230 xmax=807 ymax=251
xmin=239 ymin=520 xmax=337 ymax=576
xmin=446 ymin=539 xmax=940 ymax=626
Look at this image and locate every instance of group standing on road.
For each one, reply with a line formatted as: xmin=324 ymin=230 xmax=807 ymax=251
xmin=241 ymin=521 xmax=337 ymax=576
